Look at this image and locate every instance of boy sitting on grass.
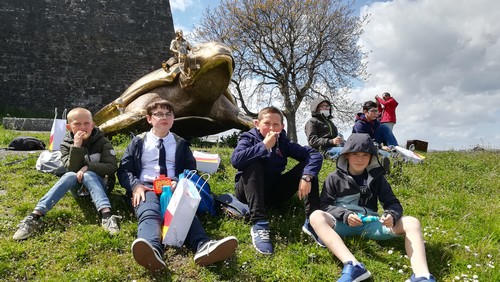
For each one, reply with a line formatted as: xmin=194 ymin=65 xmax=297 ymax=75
xmin=309 ymin=133 xmax=435 ymax=282
xmin=13 ymin=108 xmax=120 ymax=240
xmin=118 ymin=99 xmax=237 ymax=272
xmin=231 ymin=106 xmax=323 ymax=255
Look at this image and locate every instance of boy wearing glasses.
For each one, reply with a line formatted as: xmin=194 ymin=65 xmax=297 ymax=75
xmin=309 ymin=133 xmax=435 ymax=282
xmin=353 ymin=100 xmax=398 ymax=152
xmin=118 ymin=99 xmax=238 ymax=272
xmin=305 ymin=98 xmax=345 ymax=160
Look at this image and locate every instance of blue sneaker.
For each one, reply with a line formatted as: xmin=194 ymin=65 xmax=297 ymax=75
xmin=406 ymin=274 xmax=436 ymax=282
xmin=302 ymin=219 xmax=326 ymax=248
xmin=250 ymin=221 xmax=273 ymax=255
xmin=337 ymin=261 xmax=371 ymax=282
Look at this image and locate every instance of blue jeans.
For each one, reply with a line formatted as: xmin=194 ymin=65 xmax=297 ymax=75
xmin=35 ymin=171 xmax=110 ymax=215
xmin=374 ymin=123 xmax=398 ymax=146
xmin=325 ymin=146 xmax=343 ymax=160
xmin=135 ymin=190 xmax=209 ymax=255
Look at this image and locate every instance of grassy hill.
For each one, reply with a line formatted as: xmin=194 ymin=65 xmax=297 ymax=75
xmin=0 ymin=127 xmax=498 ymax=281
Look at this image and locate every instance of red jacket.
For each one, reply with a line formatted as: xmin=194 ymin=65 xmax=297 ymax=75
xmin=376 ymin=96 xmax=398 ymax=123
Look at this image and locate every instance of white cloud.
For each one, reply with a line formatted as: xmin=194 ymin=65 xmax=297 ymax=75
xmin=355 ymin=0 xmax=500 ymax=150
xmin=169 ymin=0 xmax=196 ymax=12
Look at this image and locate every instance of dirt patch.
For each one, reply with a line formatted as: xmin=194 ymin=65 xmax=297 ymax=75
xmin=0 ymin=149 xmax=41 ymax=162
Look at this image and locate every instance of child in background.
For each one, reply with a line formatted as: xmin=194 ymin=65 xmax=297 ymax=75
xmin=310 ymin=133 xmax=435 ymax=282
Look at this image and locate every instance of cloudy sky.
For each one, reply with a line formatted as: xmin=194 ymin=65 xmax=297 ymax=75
xmin=170 ymin=0 xmax=500 ymax=151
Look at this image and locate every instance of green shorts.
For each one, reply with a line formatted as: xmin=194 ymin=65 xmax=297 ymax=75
xmin=333 ymin=220 xmax=399 ymax=241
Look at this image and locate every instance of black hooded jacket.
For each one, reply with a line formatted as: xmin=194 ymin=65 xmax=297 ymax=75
xmin=304 ymin=98 xmax=340 ymax=155
xmin=319 ymin=133 xmax=403 ymax=225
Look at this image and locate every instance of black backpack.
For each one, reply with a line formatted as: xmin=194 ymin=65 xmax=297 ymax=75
xmin=8 ymin=137 xmax=46 ymax=151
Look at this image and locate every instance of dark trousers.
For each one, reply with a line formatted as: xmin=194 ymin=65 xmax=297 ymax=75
xmin=235 ymin=161 xmax=319 ymax=224
xmin=135 ymin=190 xmax=209 ymax=255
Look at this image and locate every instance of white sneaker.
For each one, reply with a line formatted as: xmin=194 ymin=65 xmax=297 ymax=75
xmin=131 ymin=238 xmax=166 ymax=272
xmin=193 ymin=236 xmax=238 ymax=266
xmin=13 ymin=215 xmax=42 ymax=240
xmin=101 ymin=215 xmax=121 ymax=235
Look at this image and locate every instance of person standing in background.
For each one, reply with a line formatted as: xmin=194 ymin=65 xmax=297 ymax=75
xmin=375 ymin=92 xmax=398 ymax=131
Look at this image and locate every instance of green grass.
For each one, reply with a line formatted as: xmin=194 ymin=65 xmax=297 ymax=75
xmin=0 ymin=126 xmax=498 ymax=281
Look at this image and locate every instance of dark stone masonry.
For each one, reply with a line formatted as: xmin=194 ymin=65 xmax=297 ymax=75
xmin=0 ymin=0 xmax=175 ymax=118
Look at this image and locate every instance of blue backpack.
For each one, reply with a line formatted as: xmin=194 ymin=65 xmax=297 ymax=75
xmin=179 ymin=169 xmax=217 ymax=216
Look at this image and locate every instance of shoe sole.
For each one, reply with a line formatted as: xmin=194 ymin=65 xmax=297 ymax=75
xmin=131 ymin=239 xmax=166 ymax=272
xmin=250 ymin=227 xmax=273 ymax=255
xmin=301 ymin=225 xmax=326 ymax=248
xmin=353 ymin=270 xmax=371 ymax=282
xmin=194 ymin=236 xmax=238 ymax=266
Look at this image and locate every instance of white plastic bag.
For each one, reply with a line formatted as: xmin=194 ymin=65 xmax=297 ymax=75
xmin=161 ymin=178 xmax=201 ymax=247
xmin=394 ymin=146 xmax=425 ymax=164
xmin=36 ymin=150 xmax=67 ymax=176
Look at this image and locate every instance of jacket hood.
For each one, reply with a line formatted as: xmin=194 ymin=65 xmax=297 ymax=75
xmin=310 ymin=98 xmax=332 ymax=113
xmin=337 ymin=133 xmax=381 ymax=172
xmin=355 ymin=112 xmax=367 ymax=122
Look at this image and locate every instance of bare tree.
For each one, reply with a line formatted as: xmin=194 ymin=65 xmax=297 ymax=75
xmin=193 ymin=0 xmax=368 ymax=141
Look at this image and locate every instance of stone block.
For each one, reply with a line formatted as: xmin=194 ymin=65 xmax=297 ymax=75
xmin=2 ymin=117 xmax=53 ymax=131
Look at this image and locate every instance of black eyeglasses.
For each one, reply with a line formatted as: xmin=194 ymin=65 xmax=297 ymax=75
xmin=368 ymin=109 xmax=379 ymax=113
xmin=152 ymin=112 xmax=174 ymax=119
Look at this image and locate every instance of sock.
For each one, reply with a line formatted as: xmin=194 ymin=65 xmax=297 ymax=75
xmin=29 ymin=213 xmax=41 ymax=220
xmin=414 ymin=273 xmax=431 ymax=279
xmin=101 ymin=211 xmax=112 ymax=220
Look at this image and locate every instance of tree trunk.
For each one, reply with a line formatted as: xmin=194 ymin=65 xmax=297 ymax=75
xmin=284 ymin=111 xmax=297 ymax=143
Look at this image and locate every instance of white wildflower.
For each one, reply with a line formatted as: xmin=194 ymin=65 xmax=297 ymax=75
xmin=467 ymin=265 xmax=472 ymax=269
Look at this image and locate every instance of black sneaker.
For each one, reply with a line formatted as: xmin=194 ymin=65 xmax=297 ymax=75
xmin=382 ymin=156 xmax=391 ymax=174
xmin=193 ymin=236 xmax=238 ymax=266
xmin=131 ymin=238 xmax=166 ymax=272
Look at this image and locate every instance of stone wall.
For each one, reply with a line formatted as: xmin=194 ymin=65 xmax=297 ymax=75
xmin=0 ymin=0 xmax=174 ymax=118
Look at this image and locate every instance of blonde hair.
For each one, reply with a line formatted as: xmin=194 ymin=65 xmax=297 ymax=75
xmin=67 ymin=108 xmax=92 ymax=123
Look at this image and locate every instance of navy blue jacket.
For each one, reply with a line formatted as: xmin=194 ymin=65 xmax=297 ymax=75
xmin=231 ymin=128 xmax=322 ymax=183
xmin=117 ymin=132 xmax=196 ymax=197
xmin=352 ymin=113 xmax=381 ymax=139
